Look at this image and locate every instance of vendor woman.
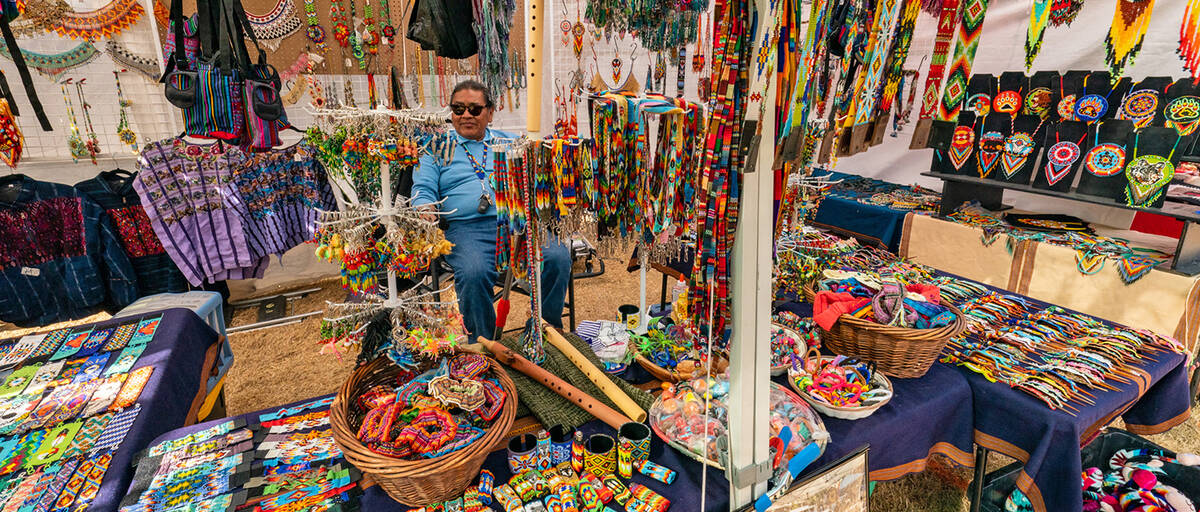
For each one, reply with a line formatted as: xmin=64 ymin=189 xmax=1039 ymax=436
xmin=413 ymin=79 xmax=571 ymax=341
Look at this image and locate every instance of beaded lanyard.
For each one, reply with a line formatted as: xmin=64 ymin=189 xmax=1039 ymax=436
xmin=113 ymin=70 xmax=138 ymax=153
xmin=1124 ymin=130 xmax=1179 ymax=207
xmin=1074 ymin=74 xmax=1116 ymax=122
xmin=916 ymin=0 xmax=961 ymax=120
xmin=938 ymin=0 xmax=989 ymax=121
xmin=846 ymin=0 xmax=903 ymax=127
xmin=462 ymin=139 xmax=493 ymax=214
xmin=1000 ymin=117 xmax=1045 ymax=179
xmin=877 ymin=0 xmax=922 ymax=118
xmin=304 ymin=0 xmax=327 ymax=52
xmin=1116 ymin=81 xmax=1158 ymax=129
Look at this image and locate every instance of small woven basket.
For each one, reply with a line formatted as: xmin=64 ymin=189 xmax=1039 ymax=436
xmin=329 ymin=356 xmax=517 ymax=506
xmin=634 ymin=352 xmax=728 ymax=383
xmin=805 ymin=285 xmax=965 ymax=379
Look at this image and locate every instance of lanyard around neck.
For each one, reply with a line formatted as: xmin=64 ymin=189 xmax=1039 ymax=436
xmin=460 ymin=138 xmax=491 ymax=184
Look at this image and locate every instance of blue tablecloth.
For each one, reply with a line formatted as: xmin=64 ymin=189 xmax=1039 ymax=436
xmin=87 ymin=308 xmax=219 ymax=511
xmin=809 ymin=171 xmax=924 ymax=251
xmin=930 ymin=273 xmax=1193 ymax=512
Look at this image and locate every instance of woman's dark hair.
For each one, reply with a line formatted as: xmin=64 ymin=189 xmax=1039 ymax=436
xmin=451 ymin=80 xmax=494 ymax=108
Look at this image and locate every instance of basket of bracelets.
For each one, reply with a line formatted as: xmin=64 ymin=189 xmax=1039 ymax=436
xmin=806 ymin=273 xmax=965 ymax=379
xmin=632 ymin=324 xmax=728 ymax=382
xmin=788 ymin=353 xmax=893 ymax=419
xmin=330 ymin=347 xmax=517 ymax=505
xmin=771 ymin=312 xmax=820 ymax=376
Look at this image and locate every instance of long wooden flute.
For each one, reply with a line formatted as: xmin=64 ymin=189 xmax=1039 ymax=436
xmin=542 ymin=322 xmax=647 ymax=422
xmin=466 ymin=337 xmax=634 ymax=429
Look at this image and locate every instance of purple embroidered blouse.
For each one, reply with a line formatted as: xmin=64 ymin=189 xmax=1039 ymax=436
xmin=134 ymin=139 xmax=266 ymax=286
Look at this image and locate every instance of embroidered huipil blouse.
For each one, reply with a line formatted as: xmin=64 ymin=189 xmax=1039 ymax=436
xmin=134 ymin=139 xmax=268 ymax=286
xmin=76 ymin=171 xmax=190 ymax=298
xmin=0 ymin=176 xmax=137 ymax=326
xmin=229 ymin=142 xmax=336 ymax=260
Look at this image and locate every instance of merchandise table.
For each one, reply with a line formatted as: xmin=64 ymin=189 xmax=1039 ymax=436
xmin=809 ymin=171 xmax=937 ymax=251
xmin=36 ymin=308 xmax=219 ymax=512
xmin=949 ymin=286 xmax=1193 ymax=512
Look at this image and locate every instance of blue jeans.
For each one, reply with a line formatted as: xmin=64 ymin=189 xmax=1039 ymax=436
xmin=443 ymin=217 xmax=571 ymax=341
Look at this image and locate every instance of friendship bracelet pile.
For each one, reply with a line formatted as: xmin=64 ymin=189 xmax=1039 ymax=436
xmin=788 ymin=354 xmax=893 ymax=410
xmin=769 ymin=316 xmax=818 ymax=371
xmin=941 ymin=293 xmax=1186 ymax=413
xmin=120 ymin=396 xmax=364 ymax=512
xmin=948 ymin=203 xmax=1172 ymax=284
xmin=828 ymin=176 xmax=942 ymax=213
xmin=352 ymin=354 xmax=508 ymax=460
xmin=774 ymin=228 xmax=860 ymax=297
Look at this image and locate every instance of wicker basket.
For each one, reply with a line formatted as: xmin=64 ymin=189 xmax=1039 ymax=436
xmin=329 ymin=356 xmax=517 ymax=506
xmin=805 ymin=285 xmax=965 ymax=379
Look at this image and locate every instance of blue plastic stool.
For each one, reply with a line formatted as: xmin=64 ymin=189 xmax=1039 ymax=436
xmin=115 ymin=291 xmax=232 ymax=419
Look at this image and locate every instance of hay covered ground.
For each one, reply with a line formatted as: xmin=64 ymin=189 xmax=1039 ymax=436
xmin=3 ymin=255 xmax=1197 ymax=510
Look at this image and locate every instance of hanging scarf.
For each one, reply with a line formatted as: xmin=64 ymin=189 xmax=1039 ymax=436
xmin=917 ymin=0 xmax=961 ymax=120
xmin=1025 ymin=0 xmax=1051 ymax=69
xmin=1049 ymin=0 xmax=1082 ymax=26
xmin=938 ymin=0 xmax=989 ymax=121
xmin=1181 ymin=0 xmax=1200 ymax=80
xmin=1103 ymin=0 xmax=1155 ymax=78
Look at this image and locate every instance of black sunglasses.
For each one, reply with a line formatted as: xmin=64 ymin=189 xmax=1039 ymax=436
xmin=450 ymin=103 xmax=487 ymax=116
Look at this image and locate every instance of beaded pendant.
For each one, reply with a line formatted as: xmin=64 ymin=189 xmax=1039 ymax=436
xmin=1165 ymin=96 xmax=1200 ymax=136
xmin=1000 ymin=132 xmax=1035 ymax=178
xmin=977 ymin=131 xmax=1004 ymax=178
xmin=1074 ymin=94 xmax=1108 ymax=122
xmin=1119 ymin=89 xmax=1158 ymax=129
xmin=1084 ymin=143 xmax=1126 ymax=176
xmin=1044 ymin=140 xmax=1081 ymax=185
xmin=1124 ymin=155 xmax=1174 ymax=206
xmin=949 ymin=125 xmax=975 ymax=170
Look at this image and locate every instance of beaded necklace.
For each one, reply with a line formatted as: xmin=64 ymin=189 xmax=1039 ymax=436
xmin=245 ymin=0 xmax=302 ymax=51
xmin=0 ymin=41 xmax=99 ymax=81
xmin=61 ymin=83 xmax=86 ymax=163
xmin=1124 ymin=130 xmax=1179 ymax=207
xmin=304 ymin=0 xmax=327 ymax=53
xmin=1043 ymin=125 xmax=1087 ymax=186
xmin=331 ymin=0 xmax=350 ymax=48
xmin=113 ymin=71 xmax=138 ymax=153
xmin=23 ymin=0 xmax=145 ymax=40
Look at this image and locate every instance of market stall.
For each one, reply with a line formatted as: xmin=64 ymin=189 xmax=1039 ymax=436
xmin=0 ymin=308 xmax=219 ymax=511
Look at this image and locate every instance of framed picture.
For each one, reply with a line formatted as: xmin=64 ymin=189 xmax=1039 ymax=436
xmin=767 ymin=445 xmax=870 ymax=512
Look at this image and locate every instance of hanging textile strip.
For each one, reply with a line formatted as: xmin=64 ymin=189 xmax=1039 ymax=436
xmin=877 ymin=0 xmax=922 ymax=117
xmin=781 ymin=0 xmax=831 ymax=144
xmin=1049 ymin=0 xmax=1083 ymax=26
xmin=1181 ymin=0 xmax=1200 ymax=80
xmin=917 ymin=0 xmax=962 ymax=119
xmin=847 ymin=0 xmax=904 ymax=127
xmin=105 ymin=41 xmax=160 ymax=81
xmin=0 ymin=41 xmax=100 ymax=81
xmin=154 ymin=0 xmax=169 ymax=28
xmin=1025 ymin=0 xmax=1051 ymax=69
xmin=688 ymin=0 xmax=751 ymax=352
xmin=246 ymin=0 xmax=303 ymax=50
xmin=21 ymin=0 xmax=144 ymax=40
xmin=938 ymin=0 xmax=989 ymax=121
xmin=1104 ymin=0 xmax=1156 ymax=78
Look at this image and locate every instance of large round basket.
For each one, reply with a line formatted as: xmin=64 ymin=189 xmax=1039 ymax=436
xmin=805 ymin=285 xmax=965 ymax=379
xmin=329 ymin=356 xmax=517 ymax=506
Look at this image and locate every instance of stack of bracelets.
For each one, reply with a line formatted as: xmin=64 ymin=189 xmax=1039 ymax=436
xmin=774 ymin=229 xmax=860 ymax=297
xmin=354 ymin=354 xmax=507 ymax=459
xmin=828 ymin=176 xmax=941 ymax=212
xmin=941 ymin=291 xmax=1186 ymax=413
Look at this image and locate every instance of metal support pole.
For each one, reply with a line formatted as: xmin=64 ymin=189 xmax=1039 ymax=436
xmin=725 ymin=0 xmax=776 ymax=505
xmin=968 ymin=447 xmax=990 ymax=512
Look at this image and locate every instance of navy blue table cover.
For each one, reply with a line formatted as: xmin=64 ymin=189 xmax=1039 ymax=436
xmin=87 ymin=308 xmax=219 ymax=511
xmin=809 ymin=171 xmax=922 ymax=251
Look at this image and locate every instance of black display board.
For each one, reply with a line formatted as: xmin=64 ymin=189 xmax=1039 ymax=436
xmin=1076 ymin=119 xmax=1134 ymax=200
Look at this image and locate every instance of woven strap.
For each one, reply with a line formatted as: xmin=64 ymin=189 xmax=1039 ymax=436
xmin=916 ymin=0 xmax=961 ymax=119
